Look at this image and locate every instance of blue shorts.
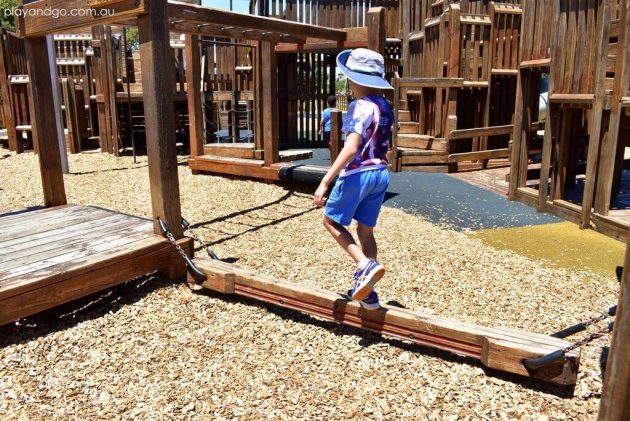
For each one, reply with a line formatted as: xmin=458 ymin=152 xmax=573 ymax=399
xmin=325 ymin=168 xmax=389 ymax=227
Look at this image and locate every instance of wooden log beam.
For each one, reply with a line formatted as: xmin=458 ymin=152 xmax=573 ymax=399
xmin=192 ymin=258 xmax=581 ymax=386
xmin=167 ymin=2 xmax=346 ymax=42
xmin=184 ymin=34 xmax=205 ymax=158
xmin=15 ymin=0 xmax=148 ymax=38
xmin=367 ymin=7 xmax=386 ymax=55
xmin=138 ymin=0 xmax=183 ymax=240
xmin=25 ymin=36 xmax=67 ymax=207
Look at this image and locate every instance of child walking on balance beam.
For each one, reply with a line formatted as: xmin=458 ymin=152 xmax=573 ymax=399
xmin=313 ymin=48 xmax=394 ymax=310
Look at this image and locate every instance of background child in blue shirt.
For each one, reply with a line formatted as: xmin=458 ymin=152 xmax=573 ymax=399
xmin=313 ymin=48 xmax=395 ymax=310
xmin=319 ymin=95 xmax=338 ymax=145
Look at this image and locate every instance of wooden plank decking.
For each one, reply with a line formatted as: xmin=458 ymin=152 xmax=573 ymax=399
xmin=0 ymin=205 xmax=191 ymax=325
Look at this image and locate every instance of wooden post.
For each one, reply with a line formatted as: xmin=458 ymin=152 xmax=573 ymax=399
xmin=391 ymin=74 xmax=400 ymax=172
xmin=329 ymin=110 xmax=343 ymax=163
xmin=253 ymin=42 xmax=264 ymax=151
xmin=260 ymin=41 xmax=279 ymax=166
xmin=400 ymin=0 xmax=410 ymax=75
xmin=184 ymin=34 xmax=205 ymax=157
xmin=0 ymin=29 xmax=18 ymax=152
xmin=367 ymin=7 xmax=386 ymax=56
xmin=230 ymin=44 xmax=239 ymax=143
xmin=445 ymin=115 xmax=457 ymax=155
xmin=447 ymin=4 xmax=461 ymax=79
xmin=509 ymin=69 xmax=530 ymax=200
xmin=62 ymin=78 xmax=83 ymax=154
xmin=25 ymin=36 xmax=67 ymax=207
xmin=593 ymin=0 xmax=630 ymax=216
xmin=580 ymin=0 xmax=611 ymax=228
xmin=597 ymin=235 xmax=630 ymax=420
xmin=286 ymin=54 xmax=298 ymax=146
xmin=138 ymin=0 xmax=183 ymax=239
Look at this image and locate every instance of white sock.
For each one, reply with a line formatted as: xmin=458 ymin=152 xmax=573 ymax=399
xmin=357 ymin=259 xmax=370 ymax=270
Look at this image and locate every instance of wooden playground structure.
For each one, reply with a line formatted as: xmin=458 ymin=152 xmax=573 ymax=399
xmin=509 ymin=0 xmax=630 ymax=241
xmin=389 ymin=0 xmax=522 ymax=173
xmin=0 ymin=0 xmax=629 ymax=413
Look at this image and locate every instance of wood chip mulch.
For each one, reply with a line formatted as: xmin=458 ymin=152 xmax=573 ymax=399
xmin=0 ymin=148 xmax=618 ymax=419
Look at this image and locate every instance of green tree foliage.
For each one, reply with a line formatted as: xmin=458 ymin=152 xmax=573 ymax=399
xmin=124 ymin=28 xmax=140 ymax=51
xmin=0 ymin=0 xmax=19 ymax=31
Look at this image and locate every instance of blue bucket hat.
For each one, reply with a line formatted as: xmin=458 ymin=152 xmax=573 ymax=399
xmin=337 ymin=48 xmax=393 ymax=90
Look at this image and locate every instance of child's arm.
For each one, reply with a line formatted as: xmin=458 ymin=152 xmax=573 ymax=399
xmin=318 ymin=117 xmax=325 ymax=135
xmin=313 ymin=133 xmax=361 ymax=207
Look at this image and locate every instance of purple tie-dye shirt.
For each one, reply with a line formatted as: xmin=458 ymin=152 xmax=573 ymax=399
xmin=340 ymin=94 xmax=394 ymax=177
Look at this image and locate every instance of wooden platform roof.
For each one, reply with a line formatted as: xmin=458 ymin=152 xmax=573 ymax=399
xmin=15 ymin=0 xmax=347 ymax=44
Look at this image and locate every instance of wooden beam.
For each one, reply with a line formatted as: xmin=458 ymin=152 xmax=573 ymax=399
xmin=275 ymin=40 xmax=367 ymax=53
xmin=398 ymin=78 xmax=465 ymax=88
xmin=25 ymin=36 xmax=67 ymax=207
xmin=367 ymin=7 xmax=386 ymax=55
xmin=192 ymin=257 xmax=581 ymax=386
xmin=0 ymin=30 xmax=18 ymax=152
xmin=167 ymin=2 xmax=346 ymax=42
xmin=448 ymin=148 xmax=511 ymax=162
xmin=138 ymin=0 xmax=183 ymax=239
xmin=581 ymin=0 xmax=612 ymax=228
xmin=61 ymin=79 xmax=82 ymax=154
xmin=16 ymin=0 xmax=148 ymax=38
xmin=448 ymin=125 xmax=514 ymax=140
xmin=253 ymin=41 xmax=263 ymax=151
xmin=400 ymin=0 xmax=411 ymax=74
xmin=597 ymin=235 xmax=630 ymax=420
xmin=391 ymin=74 xmax=401 ymax=172
xmin=329 ymin=110 xmax=343 ymax=163
xmin=185 ymin=34 xmax=205 ymax=158
xmin=594 ymin=0 xmax=630 ymax=215
xmin=260 ymin=41 xmax=279 ymax=166
xmin=169 ymin=21 xmax=306 ymax=44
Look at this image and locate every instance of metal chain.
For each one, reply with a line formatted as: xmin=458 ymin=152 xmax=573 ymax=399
xmin=164 ymin=229 xmax=190 ymax=263
xmin=562 ymin=323 xmax=614 ymax=353
xmin=579 ymin=311 xmax=613 ymax=330
xmin=182 ymin=225 xmax=219 ymax=260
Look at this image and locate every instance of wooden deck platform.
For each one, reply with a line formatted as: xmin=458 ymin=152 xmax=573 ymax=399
xmin=188 ymin=149 xmax=314 ymax=181
xmin=0 ymin=205 xmax=192 ymax=326
xmin=192 ymin=258 xmax=581 ymax=386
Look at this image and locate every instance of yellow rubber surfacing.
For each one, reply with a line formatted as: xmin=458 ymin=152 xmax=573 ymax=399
xmin=468 ymin=222 xmax=625 ymax=279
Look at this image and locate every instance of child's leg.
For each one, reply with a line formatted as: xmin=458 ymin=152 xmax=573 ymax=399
xmin=356 ymin=222 xmax=377 ymax=260
xmin=323 ymin=216 xmax=367 ymax=264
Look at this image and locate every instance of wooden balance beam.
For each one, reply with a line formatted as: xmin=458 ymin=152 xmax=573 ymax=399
xmin=191 ymin=258 xmax=580 ymax=386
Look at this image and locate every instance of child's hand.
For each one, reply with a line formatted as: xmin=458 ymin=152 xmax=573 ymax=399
xmin=313 ymin=182 xmax=328 ymax=207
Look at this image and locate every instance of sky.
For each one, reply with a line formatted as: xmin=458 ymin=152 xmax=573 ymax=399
xmin=203 ymin=0 xmax=250 ymax=13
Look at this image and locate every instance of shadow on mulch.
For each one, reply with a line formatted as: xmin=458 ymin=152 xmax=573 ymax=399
xmin=193 ymin=288 xmax=578 ymax=398
xmin=0 ymin=273 xmax=176 ymax=350
xmin=187 ymin=188 xmax=319 ymax=249
xmin=69 ymin=164 xmax=149 ymax=176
